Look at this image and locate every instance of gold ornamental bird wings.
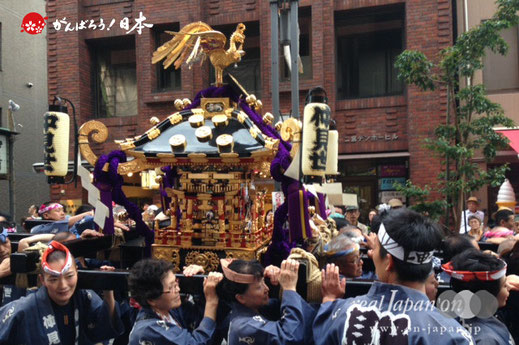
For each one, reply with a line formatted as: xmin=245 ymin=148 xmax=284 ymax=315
xmin=152 ymin=21 xmax=246 ymax=86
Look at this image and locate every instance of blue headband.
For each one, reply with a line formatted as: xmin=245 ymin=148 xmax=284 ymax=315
xmin=324 ymin=243 xmax=360 ymax=258
xmin=0 ymin=228 xmax=8 ymax=243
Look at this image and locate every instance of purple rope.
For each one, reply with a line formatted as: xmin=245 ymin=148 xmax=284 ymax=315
xmin=94 ymin=150 xmax=154 ymax=257
xmin=263 ymin=201 xmax=293 ymax=267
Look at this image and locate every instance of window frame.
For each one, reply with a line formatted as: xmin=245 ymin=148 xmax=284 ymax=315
xmin=90 ymin=36 xmax=138 ymax=118
xmin=483 ymin=24 xmax=519 ymax=93
xmin=335 ymin=6 xmax=406 ymax=100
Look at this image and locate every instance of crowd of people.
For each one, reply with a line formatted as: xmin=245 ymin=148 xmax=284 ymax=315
xmin=1 ymin=199 xmax=519 ymax=344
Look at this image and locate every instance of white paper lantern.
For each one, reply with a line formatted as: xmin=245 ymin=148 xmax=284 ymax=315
xmin=301 ymin=102 xmax=331 ymax=177
xmin=325 ymin=126 xmax=338 ymax=175
xmin=44 ymin=107 xmax=70 ymax=177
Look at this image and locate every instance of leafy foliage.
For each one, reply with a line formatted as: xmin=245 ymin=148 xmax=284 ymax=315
xmin=394 ymin=0 xmax=518 ymax=230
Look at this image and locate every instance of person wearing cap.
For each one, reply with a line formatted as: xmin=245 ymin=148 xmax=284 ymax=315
xmin=344 ymin=205 xmax=368 ymax=234
xmin=313 ymin=208 xmax=474 ymax=345
xmin=217 ymin=258 xmax=315 ymax=345
xmin=443 ymin=249 xmax=513 ymax=344
xmin=388 ymin=198 xmax=404 ymax=209
xmin=128 ymin=258 xmax=223 ymax=345
xmin=460 ymin=196 xmax=484 ymax=234
xmin=0 ymin=241 xmax=123 ymax=344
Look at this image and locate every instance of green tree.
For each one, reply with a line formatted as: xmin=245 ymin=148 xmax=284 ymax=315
xmin=394 ymin=0 xmax=517 ymax=230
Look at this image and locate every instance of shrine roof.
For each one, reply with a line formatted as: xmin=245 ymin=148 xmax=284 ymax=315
xmin=114 ymin=81 xmax=280 ymax=162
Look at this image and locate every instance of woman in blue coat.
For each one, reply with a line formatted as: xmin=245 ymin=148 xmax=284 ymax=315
xmin=217 ymin=258 xmax=315 ymax=345
xmin=128 ymin=258 xmax=223 ymax=345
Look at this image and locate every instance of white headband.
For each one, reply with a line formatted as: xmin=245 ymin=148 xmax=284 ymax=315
xmin=378 ymin=223 xmax=434 ymax=265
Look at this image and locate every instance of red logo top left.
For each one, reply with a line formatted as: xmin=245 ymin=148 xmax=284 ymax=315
xmin=21 ymin=12 xmax=48 ymax=35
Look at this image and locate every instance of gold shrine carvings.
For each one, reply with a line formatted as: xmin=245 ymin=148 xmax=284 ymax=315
xmin=152 ymin=247 xmax=181 ymax=273
xmin=184 ymin=251 xmax=220 ymax=272
xmin=151 ymin=246 xmax=258 ymax=273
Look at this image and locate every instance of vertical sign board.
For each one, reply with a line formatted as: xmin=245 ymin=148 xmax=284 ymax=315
xmin=301 ymin=103 xmax=331 ymax=177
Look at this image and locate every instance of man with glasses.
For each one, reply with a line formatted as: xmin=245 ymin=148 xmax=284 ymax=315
xmin=324 ymin=233 xmax=364 ymax=278
xmin=345 ymin=205 xmax=368 ymax=235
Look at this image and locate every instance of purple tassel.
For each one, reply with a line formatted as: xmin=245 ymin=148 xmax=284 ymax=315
xmin=317 ymin=192 xmax=327 ymax=220
xmin=263 ymin=202 xmax=293 ymax=267
xmin=287 ymin=181 xmax=312 ymax=242
xmin=94 ymin=150 xmax=154 ymax=257
xmin=94 ymin=154 xmax=114 ymax=235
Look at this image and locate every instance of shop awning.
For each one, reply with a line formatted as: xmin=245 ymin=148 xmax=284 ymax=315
xmin=495 ymin=128 xmax=519 ymax=156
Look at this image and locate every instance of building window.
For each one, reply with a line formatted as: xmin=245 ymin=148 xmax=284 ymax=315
xmin=209 ymin=21 xmax=261 ymax=97
xmin=337 ymin=158 xmax=408 ymax=221
xmin=336 ymin=5 xmax=404 ymax=99
xmin=281 ymin=6 xmax=312 ymax=81
xmin=90 ymin=36 xmax=137 ymax=117
xmin=154 ymin=23 xmax=181 ymax=92
xmin=483 ymin=25 xmax=519 ymax=92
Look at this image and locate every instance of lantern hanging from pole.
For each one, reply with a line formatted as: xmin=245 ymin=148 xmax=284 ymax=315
xmin=325 ymin=119 xmax=338 ymax=175
xmin=44 ymin=102 xmax=70 ymax=180
xmin=301 ymin=87 xmax=331 ymax=177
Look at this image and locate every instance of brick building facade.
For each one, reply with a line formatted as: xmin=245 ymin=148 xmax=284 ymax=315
xmin=46 ymin=0 xmax=453 ymax=218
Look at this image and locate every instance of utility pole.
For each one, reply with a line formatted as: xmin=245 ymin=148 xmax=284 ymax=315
xmin=7 ymin=100 xmax=20 ymax=221
xmin=289 ymin=0 xmax=299 ymax=118
xmin=270 ymin=0 xmax=300 ymax=121
xmin=270 ymin=0 xmax=280 ymax=123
